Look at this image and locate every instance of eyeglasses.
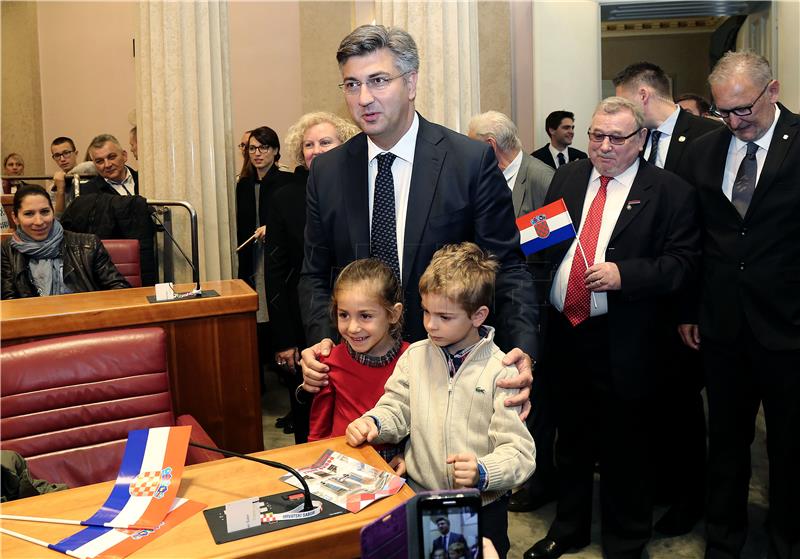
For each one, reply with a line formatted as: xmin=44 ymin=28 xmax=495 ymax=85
xmin=587 ymin=128 xmax=642 ymax=145
xmin=248 ymin=145 xmax=273 ymax=154
xmin=238 ymin=143 xmax=247 ymax=151
xmin=710 ymin=81 xmax=770 ymax=118
xmin=51 ymin=149 xmax=75 ymax=160
xmin=338 ymin=72 xmax=411 ymax=95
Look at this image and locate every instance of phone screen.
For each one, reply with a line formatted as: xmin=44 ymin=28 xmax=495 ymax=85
xmin=418 ymin=498 xmax=481 ymax=559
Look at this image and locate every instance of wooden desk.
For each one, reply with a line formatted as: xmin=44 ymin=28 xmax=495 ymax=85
xmin=0 ymin=438 xmax=415 ymax=559
xmin=0 ymin=280 xmax=262 ymax=453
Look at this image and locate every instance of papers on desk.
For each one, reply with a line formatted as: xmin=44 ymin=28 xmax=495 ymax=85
xmin=279 ymin=449 xmax=406 ymax=513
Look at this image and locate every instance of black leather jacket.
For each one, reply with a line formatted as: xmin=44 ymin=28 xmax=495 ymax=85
xmin=1 ymin=230 xmax=130 ymax=299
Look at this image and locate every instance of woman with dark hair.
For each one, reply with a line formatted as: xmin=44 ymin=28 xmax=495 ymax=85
xmin=1 ymin=184 xmax=129 ymax=299
xmin=235 ymin=126 xmax=292 ymax=386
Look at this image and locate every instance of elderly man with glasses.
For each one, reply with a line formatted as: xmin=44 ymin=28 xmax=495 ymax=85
xmin=678 ymin=51 xmax=800 ymax=559
xmin=524 ymin=96 xmax=700 ymax=559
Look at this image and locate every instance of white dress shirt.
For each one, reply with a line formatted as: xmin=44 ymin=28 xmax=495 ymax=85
xmin=550 ymin=159 xmax=639 ymax=316
xmin=367 ymin=113 xmax=419 ymax=278
xmin=643 ymin=106 xmax=680 ymax=168
xmin=502 ymin=150 xmax=523 ymax=191
xmin=548 ymin=144 xmax=570 ymax=168
xmin=721 ymin=105 xmax=780 ymax=201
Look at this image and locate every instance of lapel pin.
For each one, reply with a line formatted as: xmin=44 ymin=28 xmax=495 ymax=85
xmin=626 ymin=200 xmax=641 ymax=211
xmin=678 ymin=136 xmax=686 ymax=143
xmin=783 ymin=134 xmax=789 ymax=140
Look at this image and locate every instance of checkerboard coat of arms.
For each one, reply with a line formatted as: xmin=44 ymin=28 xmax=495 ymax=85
xmin=531 ymin=214 xmax=550 ymax=238
xmin=129 ymin=467 xmax=173 ymax=499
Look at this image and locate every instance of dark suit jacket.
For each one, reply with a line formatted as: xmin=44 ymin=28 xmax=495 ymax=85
xmin=649 ymin=108 xmax=722 ymax=174
xmin=513 ymin=152 xmax=555 ymax=216
xmin=531 ymin=145 xmax=587 ymax=170
xmin=298 ymin=115 xmax=538 ymax=356
xmin=679 ymin=103 xmax=800 ymax=350
xmin=532 ymin=159 xmax=700 ymax=398
xmin=80 ymin=166 xmax=139 ymax=196
xmin=265 ymin=167 xmax=308 ymax=352
xmin=432 ymin=531 xmax=469 ymax=554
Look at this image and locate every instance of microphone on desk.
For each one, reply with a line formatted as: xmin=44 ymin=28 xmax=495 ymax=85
xmin=188 ymin=441 xmax=314 ymax=512
xmin=149 ymin=207 xmax=203 ymax=298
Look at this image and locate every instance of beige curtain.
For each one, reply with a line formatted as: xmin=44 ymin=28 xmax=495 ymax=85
xmin=377 ymin=0 xmax=481 ymax=132
xmin=136 ymin=0 xmax=236 ymax=282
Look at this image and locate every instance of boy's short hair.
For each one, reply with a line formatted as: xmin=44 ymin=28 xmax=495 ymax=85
xmin=418 ymin=242 xmax=498 ymax=315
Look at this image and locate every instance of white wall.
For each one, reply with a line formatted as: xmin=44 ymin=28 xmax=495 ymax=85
xmin=776 ymin=0 xmax=800 ymax=110
xmin=531 ymin=0 xmax=601 ymax=153
xmin=37 ymin=2 xmax=138 ymax=170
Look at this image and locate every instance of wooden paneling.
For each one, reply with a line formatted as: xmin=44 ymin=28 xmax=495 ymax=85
xmin=0 ymin=280 xmax=262 ymax=453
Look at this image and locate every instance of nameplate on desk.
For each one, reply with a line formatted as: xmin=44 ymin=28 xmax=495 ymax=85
xmin=146 ymin=290 xmax=220 ymax=304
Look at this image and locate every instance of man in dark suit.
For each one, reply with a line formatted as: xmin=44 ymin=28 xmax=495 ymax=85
xmin=81 ymin=134 xmax=139 ymax=197
xmin=678 ymin=51 xmax=800 ymax=559
xmin=531 ymin=111 xmax=588 ymax=170
xmin=524 ymin=97 xmax=699 ymax=559
xmin=298 ymin=26 xmax=537 ymax=426
xmin=614 ymin=61 xmax=722 ymax=536
xmin=431 ymin=517 xmax=469 ymax=556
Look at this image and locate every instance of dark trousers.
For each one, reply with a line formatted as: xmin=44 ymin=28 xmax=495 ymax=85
xmin=651 ymin=337 xmax=706 ymax=510
xmin=703 ymin=325 xmax=800 ymax=559
xmin=517 ymin=368 xmax=557 ymax=498
xmin=546 ymin=312 xmax=654 ymax=559
xmin=482 ymin=495 xmax=510 ymax=559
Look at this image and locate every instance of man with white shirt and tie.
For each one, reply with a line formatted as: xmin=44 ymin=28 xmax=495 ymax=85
xmin=297 ymin=26 xmax=538 ymax=444
xmin=525 ymin=97 xmax=699 ymax=559
xmin=678 ymin=51 xmax=800 ymax=559
xmin=614 ymin=61 xmax=720 ymax=537
xmin=613 ymin=62 xmax=720 ymax=174
xmin=531 ymin=111 xmax=588 ymax=170
xmin=81 ymin=134 xmax=139 ymax=197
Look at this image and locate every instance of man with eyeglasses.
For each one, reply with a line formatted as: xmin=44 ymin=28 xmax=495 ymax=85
xmin=613 ymin=61 xmax=721 ymax=538
xmin=297 ymin=26 xmax=538 ymax=527
xmin=678 ymin=51 xmax=800 ymax=559
xmin=49 ymin=137 xmax=86 ymax=214
xmin=524 ymin=97 xmax=699 ymax=559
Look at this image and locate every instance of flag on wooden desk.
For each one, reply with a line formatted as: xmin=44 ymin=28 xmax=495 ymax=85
xmin=49 ymin=498 xmax=205 ymax=559
xmin=82 ymin=426 xmax=191 ymax=530
xmin=516 ymin=199 xmax=576 ymax=255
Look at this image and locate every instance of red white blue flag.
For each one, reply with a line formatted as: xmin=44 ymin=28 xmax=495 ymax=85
xmin=49 ymin=498 xmax=205 ymax=559
xmin=517 ymin=199 xmax=576 ymax=255
xmin=82 ymin=426 xmax=191 ymax=530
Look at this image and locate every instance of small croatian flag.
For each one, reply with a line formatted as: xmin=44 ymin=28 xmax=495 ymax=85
xmin=516 ymin=199 xmax=576 ymax=255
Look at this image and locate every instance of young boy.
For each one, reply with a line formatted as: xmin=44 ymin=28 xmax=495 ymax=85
xmin=346 ymin=242 xmax=536 ymax=558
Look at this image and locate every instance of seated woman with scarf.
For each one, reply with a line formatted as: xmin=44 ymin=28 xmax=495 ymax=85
xmin=1 ymin=184 xmax=130 ymax=299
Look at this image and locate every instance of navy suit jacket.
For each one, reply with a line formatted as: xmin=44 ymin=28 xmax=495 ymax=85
xmin=531 ymin=159 xmax=699 ymax=397
xmin=678 ymin=103 xmax=800 ymax=350
xmin=647 ymin=108 xmax=722 ymax=174
xmin=531 ymin=145 xmax=587 ymax=170
xmin=298 ymin=115 xmax=538 ymax=356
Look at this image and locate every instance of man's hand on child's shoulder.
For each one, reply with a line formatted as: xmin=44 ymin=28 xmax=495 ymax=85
xmin=300 ymin=338 xmax=335 ymax=393
xmin=345 ymin=417 xmax=379 ymax=447
xmin=499 ymin=348 xmax=533 ymax=421
xmin=447 ymin=453 xmax=479 ymax=488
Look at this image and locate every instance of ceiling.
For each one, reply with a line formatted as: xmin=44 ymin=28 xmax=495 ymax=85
xmin=600 ymin=1 xmax=770 ymax=21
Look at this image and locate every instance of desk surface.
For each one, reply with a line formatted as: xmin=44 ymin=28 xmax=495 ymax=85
xmin=0 ymin=437 xmax=415 ymax=558
xmin=0 ymin=279 xmax=256 ymax=341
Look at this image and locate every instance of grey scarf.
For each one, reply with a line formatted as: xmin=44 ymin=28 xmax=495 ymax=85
xmin=10 ymin=220 xmax=67 ymax=296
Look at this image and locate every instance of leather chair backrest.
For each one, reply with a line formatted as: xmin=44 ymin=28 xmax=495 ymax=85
xmin=101 ymin=238 xmax=141 ymax=287
xmin=0 ymin=327 xmax=175 ymax=487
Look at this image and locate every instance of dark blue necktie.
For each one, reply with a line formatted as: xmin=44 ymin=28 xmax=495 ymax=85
xmin=371 ymin=152 xmax=400 ymax=281
xmin=731 ymin=142 xmax=758 ymax=217
xmin=647 ymin=130 xmax=662 ymax=165
xmin=557 ymin=152 xmax=566 ymax=167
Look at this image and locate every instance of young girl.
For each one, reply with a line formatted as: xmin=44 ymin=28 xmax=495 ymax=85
xmin=307 ymin=258 xmax=407 ymax=464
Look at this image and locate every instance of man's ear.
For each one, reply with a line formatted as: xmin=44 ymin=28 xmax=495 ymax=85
xmin=471 ymin=305 xmax=490 ymax=327
xmin=405 ymin=70 xmax=418 ymax=101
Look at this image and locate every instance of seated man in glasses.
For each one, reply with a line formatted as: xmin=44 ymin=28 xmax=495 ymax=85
xmin=524 ymin=96 xmax=700 ymax=559
xmin=49 ymin=136 xmax=95 ymax=215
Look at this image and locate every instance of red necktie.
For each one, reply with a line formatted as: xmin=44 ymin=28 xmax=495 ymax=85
xmin=562 ymin=175 xmax=612 ymax=326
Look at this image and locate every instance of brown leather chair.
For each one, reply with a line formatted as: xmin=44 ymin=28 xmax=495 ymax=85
xmin=0 ymin=327 xmax=223 ymax=488
xmin=101 ymin=238 xmax=142 ymax=287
